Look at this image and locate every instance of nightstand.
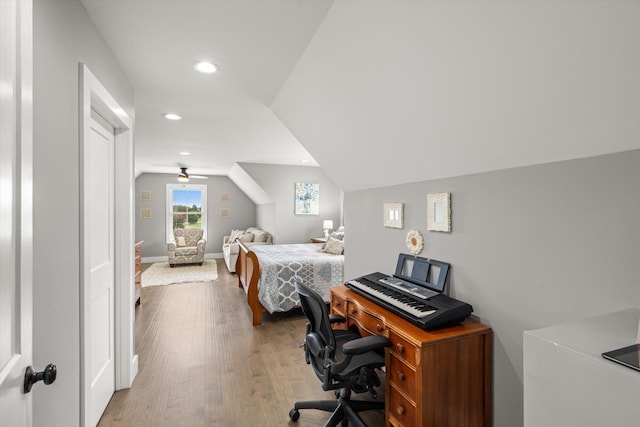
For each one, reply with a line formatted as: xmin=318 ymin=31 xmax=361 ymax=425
xmin=310 ymin=237 xmax=327 ymax=244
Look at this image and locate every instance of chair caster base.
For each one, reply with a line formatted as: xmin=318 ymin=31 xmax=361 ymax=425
xmin=289 ymin=408 xmax=300 ymax=422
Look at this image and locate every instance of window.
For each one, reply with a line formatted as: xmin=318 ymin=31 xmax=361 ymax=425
xmin=166 ymin=184 xmax=207 ymax=242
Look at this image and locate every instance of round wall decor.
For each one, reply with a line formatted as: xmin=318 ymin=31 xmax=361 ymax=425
xmin=406 ymin=229 xmax=424 ymax=255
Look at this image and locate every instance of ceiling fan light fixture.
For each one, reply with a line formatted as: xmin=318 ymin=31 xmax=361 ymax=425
xmin=193 ymin=61 xmax=218 ymax=74
xmin=178 ymin=167 xmax=189 ymax=182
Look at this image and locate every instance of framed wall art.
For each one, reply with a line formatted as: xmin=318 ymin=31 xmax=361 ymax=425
xmin=294 ymin=182 xmax=319 ymax=215
xmin=139 ymin=191 xmax=151 ymax=201
xmin=427 ymin=192 xmax=451 ymax=232
xmin=383 ymin=203 xmax=404 ymax=229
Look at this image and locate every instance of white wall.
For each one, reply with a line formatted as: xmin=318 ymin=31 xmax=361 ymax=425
xmin=343 ymin=149 xmax=640 ymax=426
xmin=273 ymin=1 xmax=640 ymax=192
xmin=33 ymin=0 xmax=134 ymax=425
xmin=135 ymin=173 xmax=257 ymax=257
xmin=238 ymin=163 xmax=342 ymax=243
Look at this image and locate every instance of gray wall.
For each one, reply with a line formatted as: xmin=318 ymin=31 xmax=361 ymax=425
xmin=33 ymin=0 xmax=135 ymax=425
xmin=239 ymin=163 xmax=342 ymax=244
xmin=343 ymin=149 xmax=640 ymax=427
xmin=135 ymin=173 xmax=257 ymax=258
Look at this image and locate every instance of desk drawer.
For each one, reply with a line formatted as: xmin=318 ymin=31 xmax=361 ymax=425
xmin=389 ymin=331 xmax=418 ymax=366
xmin=388 ymin=354 xmax=416 ymax=398
xmin=388 ymin=386 xmax=417 ymax=427
xmin=331 ymin=295 xmax=347 ymax=330
xmin=331 ymin=294 xmax=346 ymax=317
xmin=346 ymin=302 xmax=387 ymax=336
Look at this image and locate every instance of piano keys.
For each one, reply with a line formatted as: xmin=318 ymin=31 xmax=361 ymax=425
xmin=347 ymin=276 xmax=437 ymax=318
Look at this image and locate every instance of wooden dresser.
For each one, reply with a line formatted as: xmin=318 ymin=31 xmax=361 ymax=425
xmin=330 ymin=285 xmax=492 ymax=427
xmin=134 ymin=240 xmax=143 ymax=305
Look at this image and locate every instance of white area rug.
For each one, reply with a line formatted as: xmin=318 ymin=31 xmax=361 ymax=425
xmin=141 ymin=260 xmax=218 ymax=287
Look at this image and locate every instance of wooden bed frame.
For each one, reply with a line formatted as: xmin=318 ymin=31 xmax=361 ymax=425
xmin=235 ymin=239 xmax=268 ymax=326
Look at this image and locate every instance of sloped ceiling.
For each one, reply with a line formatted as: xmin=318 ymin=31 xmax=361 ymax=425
xmin=272 ymin=1 xmax=640 ymax=192
xmin=81 ymin=0 xmax=333 ymax=177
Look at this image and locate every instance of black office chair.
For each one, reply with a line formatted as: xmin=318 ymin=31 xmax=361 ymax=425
xmin=290 ymin=281 xmax=391 ymax=427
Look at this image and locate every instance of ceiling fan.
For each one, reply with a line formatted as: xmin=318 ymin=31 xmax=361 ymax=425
xmin=177 ymin=167 xmax=208 ymax=182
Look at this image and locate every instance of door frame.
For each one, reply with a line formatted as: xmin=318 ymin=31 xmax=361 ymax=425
xmin=79 ymin=64 xmax=135 ymax=426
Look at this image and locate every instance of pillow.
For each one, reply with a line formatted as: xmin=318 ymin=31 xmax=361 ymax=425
xmin=238 ymin=233 xmax=255 ymax=242
xmin=330 ymin=230 xmax=344 ymax=240
xmin=330 ymin=225 xmax=344 ymax=239
xmin=323 ymin=237 xmax=344 ymax=255
xmin=252 ymin=230 xmax=269 ymax=242
xmin=245 ymin=227 xmax=258 ymax=233
xmin=176 ymin=236 xmax=186 ymax=247
xmin=229 ymin=229 xmax=244 ymax=242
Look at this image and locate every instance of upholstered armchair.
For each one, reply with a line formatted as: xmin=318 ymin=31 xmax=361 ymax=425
xmin=168 ymin=228 xmax=206 ymax=267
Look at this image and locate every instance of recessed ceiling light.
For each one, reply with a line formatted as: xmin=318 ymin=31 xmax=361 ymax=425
xmin=193 ymin=61 xmax=218 ymax=74
xmin=164 ymin=113 xmax=182 ymax=120
xmin=301 ymin=159 xmax=309 ymax=163
xmin=179 ymin=152 xmax=191 ymax=156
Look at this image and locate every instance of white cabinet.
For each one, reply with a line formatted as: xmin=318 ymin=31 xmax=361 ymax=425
xmin=524 ymin=308 xmax=640 ymax=427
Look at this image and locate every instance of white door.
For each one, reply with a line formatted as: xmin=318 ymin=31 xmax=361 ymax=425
xmin=86 ymin=112 xmax=115 ymax=426
xmin=0 ymin=0 xmax=34 ymax=425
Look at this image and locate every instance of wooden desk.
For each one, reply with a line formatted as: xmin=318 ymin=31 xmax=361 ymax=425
xmin=330 ymin=285 xmax=492 ymax=427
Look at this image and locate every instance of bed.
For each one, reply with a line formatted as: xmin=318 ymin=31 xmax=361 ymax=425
xmin=235 ymin=239 xmax=345 ymax=326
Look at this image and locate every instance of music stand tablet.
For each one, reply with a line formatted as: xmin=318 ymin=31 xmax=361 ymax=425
xmin=602 ymin=344 xmax=640 ymax=372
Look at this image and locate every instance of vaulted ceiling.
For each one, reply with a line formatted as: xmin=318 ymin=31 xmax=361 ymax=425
xmin=82 ymin=1 xmax=640 ymax=192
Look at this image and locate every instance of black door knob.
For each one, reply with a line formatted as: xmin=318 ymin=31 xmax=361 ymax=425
xmin=23 ymin=363 xmax=57 ymax=393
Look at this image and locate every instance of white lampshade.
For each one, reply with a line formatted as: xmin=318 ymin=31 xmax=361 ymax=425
xmin=323 ymin=220 xmax=334 ymax=230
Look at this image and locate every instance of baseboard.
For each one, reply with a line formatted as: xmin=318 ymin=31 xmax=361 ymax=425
xmin=141 ymin=253 xmax=223 ymax=264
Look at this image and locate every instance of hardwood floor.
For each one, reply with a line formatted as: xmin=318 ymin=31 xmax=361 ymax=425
xmin=98 ymin=259 xmax=385 ymax=426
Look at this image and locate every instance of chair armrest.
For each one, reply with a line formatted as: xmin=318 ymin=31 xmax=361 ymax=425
xmin=328 ymin=314 xmax=346 ymax=324
xmin=223 ymin=236 xmax=230 ymax=246
xmin=197 ymin=239 xmax=206 ymax=252
xmin=342 ymin=335 xmax=391 ymax=356
xmin=226 ymin=242 xmax=239 ymax=255
xmin=168 ymin=242 xmax=176 ymax=251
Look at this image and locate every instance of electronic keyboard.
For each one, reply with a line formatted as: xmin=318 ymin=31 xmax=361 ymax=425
xmin=347 ymin=272 xmax=473 ymax=330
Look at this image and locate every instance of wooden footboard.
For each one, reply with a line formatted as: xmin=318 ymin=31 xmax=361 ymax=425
xmin=235 ymin=239 xmax=267 ymax=326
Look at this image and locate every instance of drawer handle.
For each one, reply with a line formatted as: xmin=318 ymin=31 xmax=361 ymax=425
xmin=396 ymin=405 xmax=405 ymax=416
xmin=376 ymin=324 xmax=383 ymax=332
xmin=396 ymin=371 xmax=405 ymax=381
xmin=334 ymin=301 xmax=341 ymax=307
xmin=350 ymin=307 xmax=357 ymax=314
xmin=396 ymin=343 xmax=405 ymax=353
